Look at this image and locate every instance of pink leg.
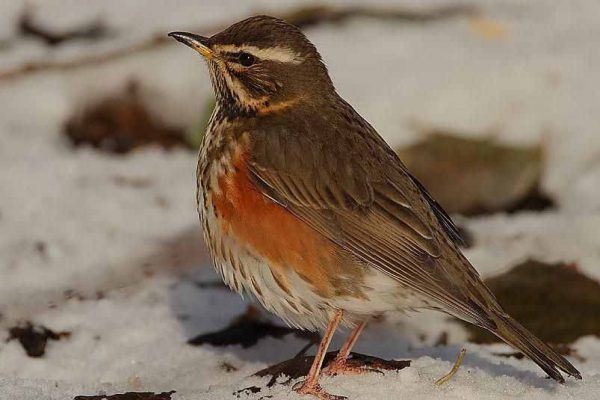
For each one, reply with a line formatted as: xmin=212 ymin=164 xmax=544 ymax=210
xmin=294 ymin=310 xmax=345 ymax=400
xmin=323 ymin=321 xmax=368 ymax=376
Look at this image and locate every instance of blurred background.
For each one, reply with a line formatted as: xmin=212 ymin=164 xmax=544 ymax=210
xmin=1 ymin=1 xmax=599 ymax=399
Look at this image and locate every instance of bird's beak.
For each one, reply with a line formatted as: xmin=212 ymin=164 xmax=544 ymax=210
xmin=168 ymin=31 xmax=213 ymax=59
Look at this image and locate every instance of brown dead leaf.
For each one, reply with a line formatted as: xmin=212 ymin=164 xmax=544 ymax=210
xmin=64 ymin=81 xmax=190 ymax=154
xmin=398 ymin=132 xmax=551 ymax=215
xmin=254 ymin=352 xmax=410 ymax=387
xmin=465 ymin=259 xmax=600 ymax=344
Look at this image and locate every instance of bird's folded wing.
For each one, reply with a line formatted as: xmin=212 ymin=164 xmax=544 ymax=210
xmin=248 ymin=126 xmax=495 ymax=328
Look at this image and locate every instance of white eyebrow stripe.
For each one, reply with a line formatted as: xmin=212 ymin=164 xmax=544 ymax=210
xmin=215 ymin=44 xmax=303 ymax=64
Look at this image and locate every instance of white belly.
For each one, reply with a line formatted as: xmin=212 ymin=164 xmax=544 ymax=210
xmin=200 ymin=196 xmax=426 ymax=331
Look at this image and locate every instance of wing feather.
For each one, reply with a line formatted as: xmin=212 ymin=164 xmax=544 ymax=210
xmin=246 ymin=113 xmax=493 ymax=328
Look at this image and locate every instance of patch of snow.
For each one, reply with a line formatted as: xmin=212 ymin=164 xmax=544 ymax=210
xmin=1 ymin=0 xmax=599 ymax=399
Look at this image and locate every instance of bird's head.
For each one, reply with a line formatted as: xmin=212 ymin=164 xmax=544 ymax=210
xmin=169 ymin=16 xmax=333 ymax=116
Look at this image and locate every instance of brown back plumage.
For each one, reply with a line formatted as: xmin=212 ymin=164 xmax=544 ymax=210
xmin=246 ymin=94 xmax=580 ymax=382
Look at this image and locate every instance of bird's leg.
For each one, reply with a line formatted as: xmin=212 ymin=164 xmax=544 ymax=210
xmin=322 ymin=321 xmax=369 ymax=376
xmin=294 ymin=310 xmax=345 ymax=400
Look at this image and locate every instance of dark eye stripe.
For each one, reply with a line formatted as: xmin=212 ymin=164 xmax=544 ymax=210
xmin=223 ymin=51 xmax=258 ymax=65
xmin=222 ymin=51 xmax=240 ymax=61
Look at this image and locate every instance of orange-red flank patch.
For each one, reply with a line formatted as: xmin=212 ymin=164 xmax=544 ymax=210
xmin=211 ymin=144 xmax=341 ymax=297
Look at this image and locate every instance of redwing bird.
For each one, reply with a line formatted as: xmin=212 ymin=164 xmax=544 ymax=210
xmin=169 ymin=16 xmax=580 ymax=399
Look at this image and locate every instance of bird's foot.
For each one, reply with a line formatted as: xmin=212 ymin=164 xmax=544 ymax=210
xmin=322 ymin=356 xmax=383 ymax=377
xmin=293 ymin=381 xmax=346 ymax=400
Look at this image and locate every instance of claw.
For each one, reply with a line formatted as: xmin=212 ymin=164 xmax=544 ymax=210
xmin=322 ymin=359 xmax=382 ymax=376
xmin=294 ymin=381 xmax=347 ymax=400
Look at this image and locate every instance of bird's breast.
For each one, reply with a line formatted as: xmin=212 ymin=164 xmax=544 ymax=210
xmin=196 ymin=123 xmax=421 ymax=329
xmin=208 ymin=137 xmax=349 ymax=299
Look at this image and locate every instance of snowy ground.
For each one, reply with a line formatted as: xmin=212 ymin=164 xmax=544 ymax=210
xmin=1 ymin=0 xmax=599 ymax=399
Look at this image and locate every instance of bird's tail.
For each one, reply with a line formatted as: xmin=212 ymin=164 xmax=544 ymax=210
xmin=489 ymin=311 xmax=581 ymax=382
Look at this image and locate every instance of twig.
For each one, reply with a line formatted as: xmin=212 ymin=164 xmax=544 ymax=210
xmin=435 ymin=348 xmax=467 ymax=385
xmin=283 ymin=4 xmax=477 ymax=28
xmin=0 ymin=34 xmax=167 ymax=81
xmin=19 ymin=12 xmax=108 ymax=46
xmin=0 ymin=4 xmax=477 ymax=81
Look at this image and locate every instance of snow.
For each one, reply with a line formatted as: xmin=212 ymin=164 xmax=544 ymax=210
xmin=1 ymin=0 xmax=599 ymax=399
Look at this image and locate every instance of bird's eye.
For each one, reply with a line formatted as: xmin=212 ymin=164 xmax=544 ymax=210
xmin=238 ymin=52 xmax=255 ymax=67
